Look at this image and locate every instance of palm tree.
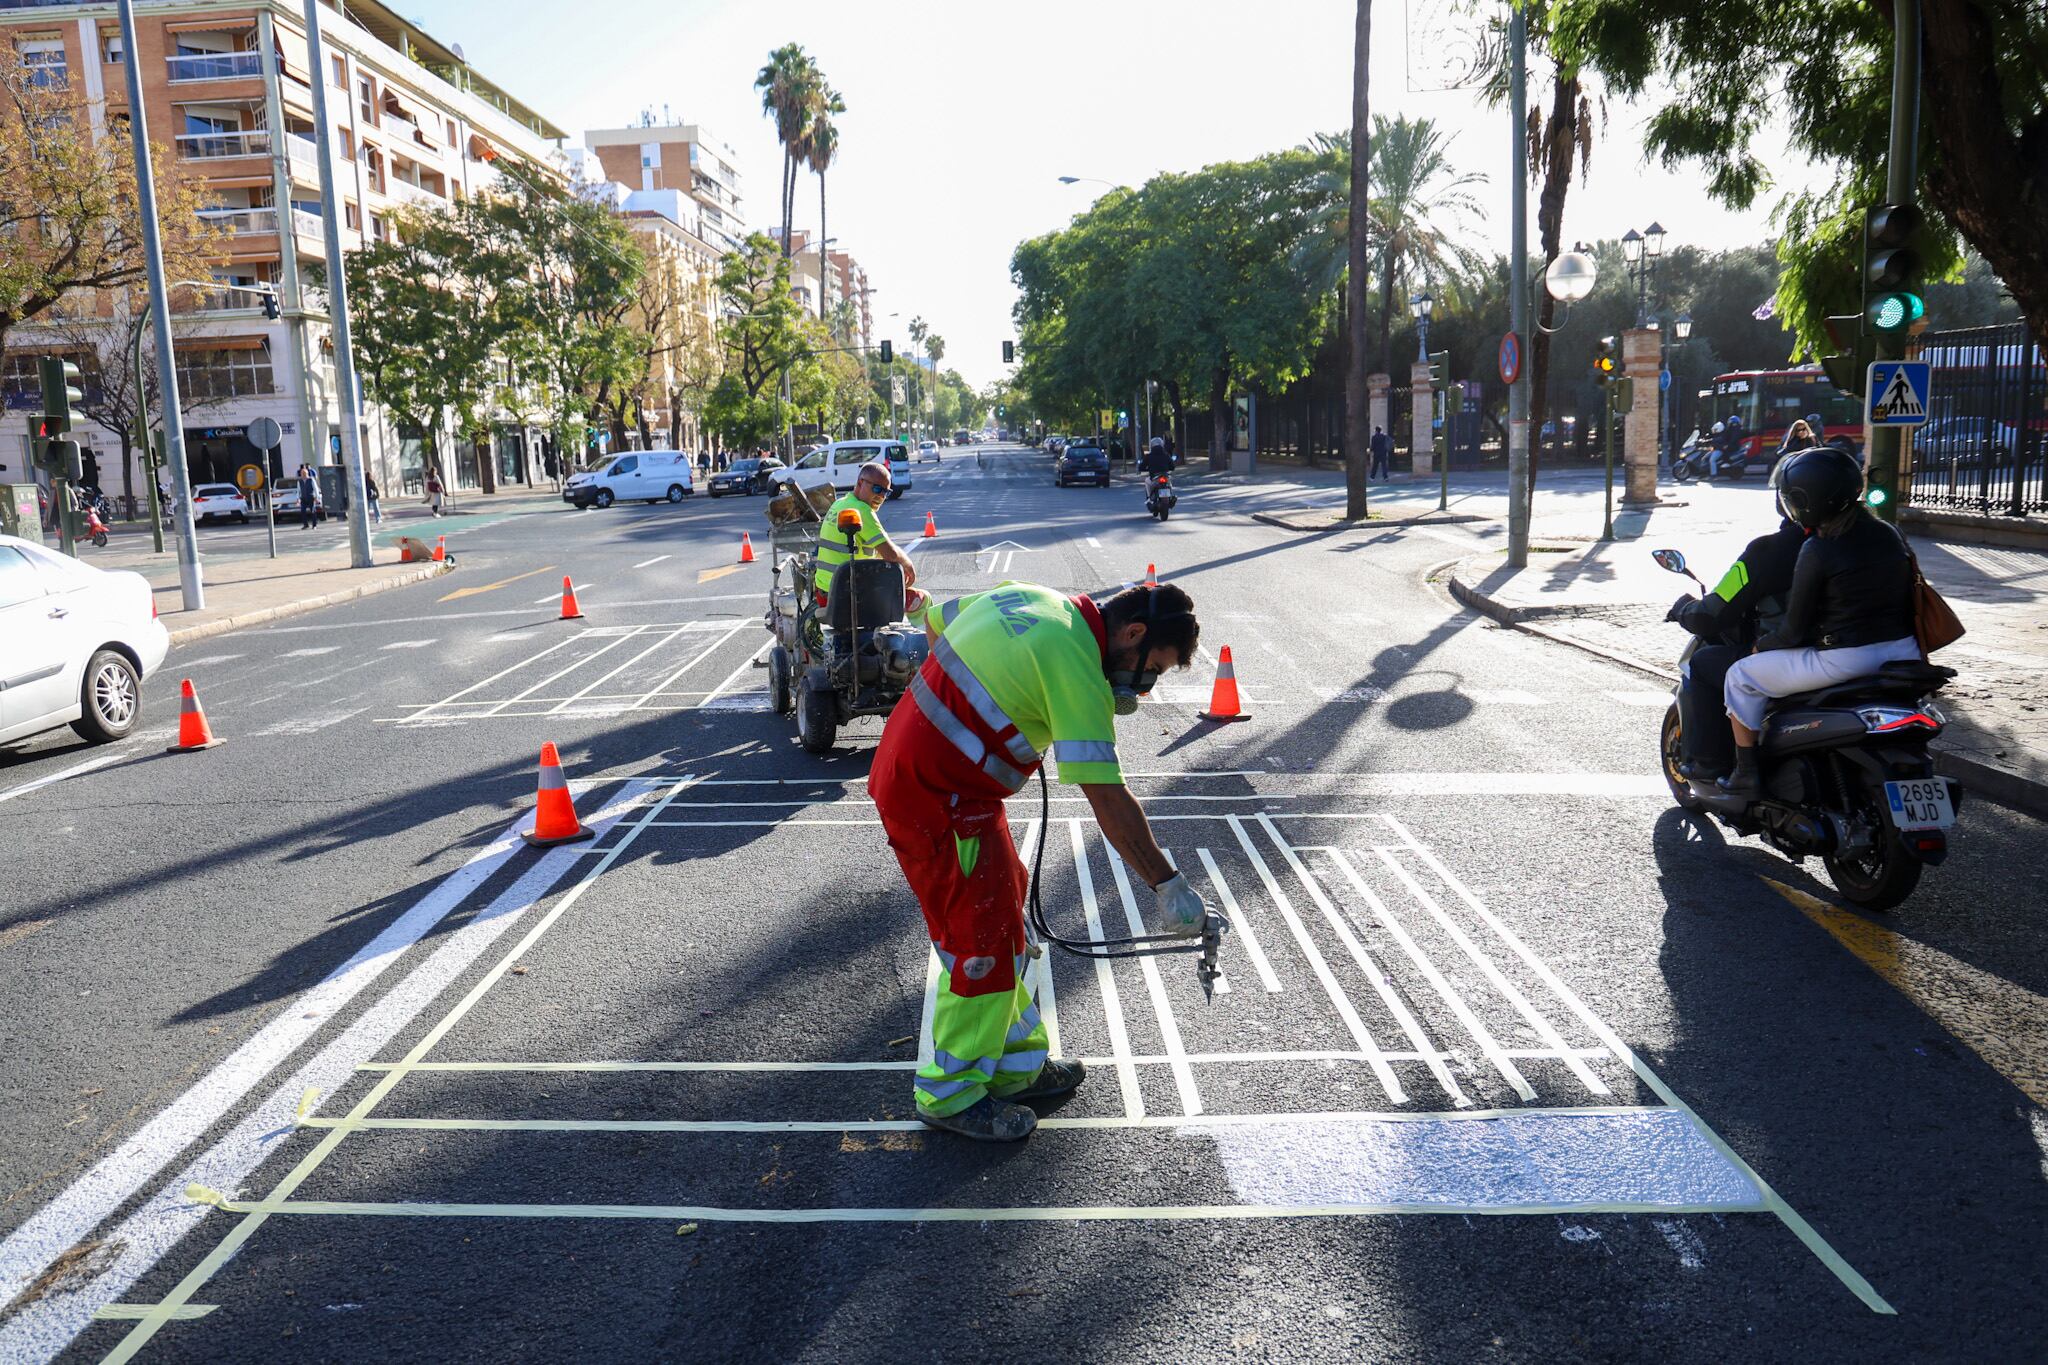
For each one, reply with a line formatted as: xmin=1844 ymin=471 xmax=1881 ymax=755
xmin=1343 ymin=0 xmax=1373 ymax=520
xmin=754 ymin=44 xmax=819 ymax=259
xmin=925 ymin=333 xmax=945 ymax=437
xmin=803 ymin=86 xmax=845 ymax=319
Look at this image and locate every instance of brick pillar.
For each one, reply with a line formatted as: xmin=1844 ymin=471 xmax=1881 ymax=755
xmin=1622 ymin=327 xmax=1661 ymax=504
xmin=1410 ymin=362 xmax=1434 ymax=475
xmin=1367 ymin=373 xmax=1390 ymax=446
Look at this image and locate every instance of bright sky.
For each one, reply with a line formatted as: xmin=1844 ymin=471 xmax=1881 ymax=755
xmin=411 ymin=0 xmax=1804 ymax=387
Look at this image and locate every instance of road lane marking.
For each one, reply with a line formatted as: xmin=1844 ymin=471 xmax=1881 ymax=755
xmin=1195 ymin=848 xmax=1281 ymax=993
xmin=169 ymin=653 xmax=241 ymax=667
xmin=698 ymin=639 xmax=771 ymax=711
xmin=482 ymin=630 xmax=648 ymax=718
xmin=1766 ymin=878 xmax=2048 ymax=1107
xmin=281 ymin=647 xmax=337 ymax=658
xmin=437 ymin=564 xmax=556 ymax=603
xmin=1226 ymin=816 xmax=1404 ymax=1102
xmin=533 ymin=583 xmax=591 ymax=605
xmin=0 ymin=754 xmax=123 ymax=805
xmin=697 ymin=564 xmax=744 ymax=584
xmin=1103 ymin=842 xmax=1203 ymax=1116
xmin=544 ymin=624 xmax=696 ymax=716
xmin=633 ymin=555 xmax=672 ymax=569
xmin=379 ymin=639 xmax=435 ymax=650
xmin=1069 ymin=820 xmax=1144 ymax=1119
xmin=627 ymin=621 xmax=749 ymax=710
xmin=252 ymin=708 xmax=368 ymax=737
xmin=404 ymin=635 xmax=583 ymax=722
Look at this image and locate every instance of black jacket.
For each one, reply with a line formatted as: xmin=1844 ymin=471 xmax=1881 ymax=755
xmin=1140 ymin=447 xmax=1174 ymax=475
xmin=1675 ymin=520 xmax=1804 ymax=647
xmin=1757 ymin=509 xmax=1917 ymax=651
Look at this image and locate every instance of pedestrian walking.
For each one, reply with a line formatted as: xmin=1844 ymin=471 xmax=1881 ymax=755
xmin=1369 ymin=425 xmax=1393 ymax=479
xmin=295 ymin=464 xmax=317 ymax=529
xmin=364 ymin=472 xmax=382 ymax=525
xmin=425 ymin=470 xmax=444 ymax=517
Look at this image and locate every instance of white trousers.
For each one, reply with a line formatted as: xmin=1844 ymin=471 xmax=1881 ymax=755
xmin=1723 ymin=637 xmax=1922 ymax=730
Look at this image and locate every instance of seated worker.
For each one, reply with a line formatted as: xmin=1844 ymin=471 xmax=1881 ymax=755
xmin=1666 ymin=501 xmax=1804 ymax=783
xmin=1720 ymin=449 xmax=1921 ymax=798
xmin=815 ymin=460 xmax=926 ymax=619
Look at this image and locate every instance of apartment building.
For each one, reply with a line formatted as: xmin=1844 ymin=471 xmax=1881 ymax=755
xmin=767 ymin=228 xmax=872 ymax=348
xmin=583 ymin=117 xmax=745 ymax=256
xmin=1 ymin=0 xmax=565 ymax=503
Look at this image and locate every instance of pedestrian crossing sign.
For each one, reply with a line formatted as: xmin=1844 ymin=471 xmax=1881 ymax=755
xmin=1866 ymin=360 xmax=1930 ymax=426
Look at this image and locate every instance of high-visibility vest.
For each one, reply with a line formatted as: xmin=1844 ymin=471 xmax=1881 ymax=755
xmin=813 ymin=491 xmax=881 ymax=601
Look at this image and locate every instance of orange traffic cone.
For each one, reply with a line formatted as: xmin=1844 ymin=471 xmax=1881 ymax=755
xmin=166 ymin=678 xmax=224 ymax=751
xmin=399 ymin=540 xmax=414 ymax=562
xmin=521 ymin=741 xmax=594 ymax=847
xmin=1198 ymin=646 xmax=1248 ymax=722
xmin=738 ymin=532 xmax=757 ymax=564
xmin=431 ymin=535 xmax=446 ymax=562
xmin=558 ymin=576 xmax=584 ymax=621
xmin=1144 ymin=563 xmax=1159 ymax=588
xmin=922 ymin=511 xmax=937 ymax=538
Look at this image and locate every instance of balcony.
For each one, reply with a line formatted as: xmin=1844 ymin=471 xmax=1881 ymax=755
xmin=286 ymin=133 xmax=319 ymax=177
xmin=386 ymin=177 xmax=443 ymax=209
xmin=166 ymin=51 xmax=263 ymax=82
xmin=293 ymin=208 xmax=325 ymax=239
xmin=176 ymin=129 xmax=270 ymax=160
xmin=196 ymin=207 xmax=279 ymax=236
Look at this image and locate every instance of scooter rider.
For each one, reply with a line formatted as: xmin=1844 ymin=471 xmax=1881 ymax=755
xmin=871 ymin=581 xmax=1209 ymax=1141
xmin=1141 ymin=435 xmax=1174 ymax=477
xmin=1719 ymin=448 xmax=1922 ymax=798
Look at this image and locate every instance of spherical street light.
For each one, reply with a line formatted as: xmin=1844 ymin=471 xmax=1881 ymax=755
xmin=1544 ymin=250 xmax=1598 ymax=303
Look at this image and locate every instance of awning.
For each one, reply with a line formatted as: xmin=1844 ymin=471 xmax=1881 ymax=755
xmin=174 ymin=336 xmax=269 ymax=353
xmin=166 ymin=18 xmax=255 ymax=32
xmin=201 ymin=176 xmax=274 ymax=190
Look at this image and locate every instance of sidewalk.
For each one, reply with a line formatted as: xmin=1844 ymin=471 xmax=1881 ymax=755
xmin=149 ymin=548 xmax=452 ymax=646
xmin=1443 ymin=501 xmax=2048 ymax=819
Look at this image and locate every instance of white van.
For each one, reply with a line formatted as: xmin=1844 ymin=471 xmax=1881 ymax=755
xmin=777 ymin=440 xmax=911 ymax=501
xmin=563 ymin=450 xmax=696 ymax=508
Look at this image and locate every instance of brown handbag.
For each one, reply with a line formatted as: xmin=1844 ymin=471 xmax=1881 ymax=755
xmin=1906 ymin=548 xmax=1965 ymax=656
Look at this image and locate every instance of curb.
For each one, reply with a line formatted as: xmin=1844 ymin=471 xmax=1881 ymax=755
xmin=165 ymin=561 xmax=452 ymax=647
xmin=1446 ymin=565 xmax=2046 ymax=821
xmin=1252 ymin=509 xmax=1490 ymax=534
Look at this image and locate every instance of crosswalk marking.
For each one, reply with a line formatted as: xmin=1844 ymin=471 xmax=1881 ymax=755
xmin=1195 ymin=847 xmax=1281 ymax=993
xmin=1069 ymin=820 xmax=1144 ymax=1119
xmin=1103 ymin=843 xmax=1203 ymax=1116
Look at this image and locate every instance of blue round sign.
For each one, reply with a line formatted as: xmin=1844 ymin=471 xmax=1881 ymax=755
xmin=1659 ymin=369 xmax=1673 ymax=392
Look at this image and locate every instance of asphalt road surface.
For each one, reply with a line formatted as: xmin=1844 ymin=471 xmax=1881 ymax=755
xmin=2 ymin=447 xmax=2043 ymax=1362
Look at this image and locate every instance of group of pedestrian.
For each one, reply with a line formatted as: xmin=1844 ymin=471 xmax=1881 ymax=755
xmin=694 ymin=450 xmax=745 ymax=474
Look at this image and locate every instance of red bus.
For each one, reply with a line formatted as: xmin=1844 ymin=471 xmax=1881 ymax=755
xmin=1694 ymin=366 xmax=1865 ymax=464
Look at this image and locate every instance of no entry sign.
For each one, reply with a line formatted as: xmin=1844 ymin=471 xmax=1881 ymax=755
xmin=1499 ymin=331 xmax=1522 ymax=386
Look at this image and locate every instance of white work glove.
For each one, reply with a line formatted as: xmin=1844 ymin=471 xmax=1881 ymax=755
xmin=1150 ymin=873 xmax=1209 ymax=938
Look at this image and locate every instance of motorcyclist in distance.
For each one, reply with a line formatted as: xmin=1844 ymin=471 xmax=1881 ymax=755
xmin=1141 ymin=435 xmax=1174 ymax=478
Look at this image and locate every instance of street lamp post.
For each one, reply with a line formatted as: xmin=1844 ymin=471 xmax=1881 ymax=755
xmin=1621 ymin=221 xmax=1666 ymax=328
xmin=1660 ymin=310 xmax=1693 ymax=468
xmin=1412 ymin=291 xmax=1445 ymax=509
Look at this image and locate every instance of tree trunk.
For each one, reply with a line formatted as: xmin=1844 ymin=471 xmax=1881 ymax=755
xmin=1209 ymin=364 xmax=1232 ymax=470
xmin=1526 ymin=69 xmax=1581 ymax=499
xmin=117 ymin=432 xmax=135 ymax=521
xmin=1165 ymin=379 xmax=1185 ymax=457
xmin=1342 ymin=0 xmax=1374 ymax=519
xmin=669 ymin=390 xmax=684 ymax=452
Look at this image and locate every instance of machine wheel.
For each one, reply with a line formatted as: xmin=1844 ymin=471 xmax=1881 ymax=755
xmin=666 ymin=484 xmax=686 ymax=503
xmin=1824 ymin=837 xmax=1921 ymax=911
xmin=1660 ymin=703 xmax=1702 ymax=811
xmin=1156 ymin=505 xmax=1170 ymax=521
xmin=1671 ymin=460 xmax=1696 ymax=484
xmin=594 ymin=488 xmax=614 ymax=509
xmin=769 ymin=646 xmax=794 ymax=716
xmin=796 ymin=675 xmax=838 ymax=754
xmin=70 ymin=648 xmax=140 ymax=744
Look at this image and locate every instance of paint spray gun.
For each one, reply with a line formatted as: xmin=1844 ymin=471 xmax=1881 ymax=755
xmin=1196 ymin=910 xmax=1228 ymax=1001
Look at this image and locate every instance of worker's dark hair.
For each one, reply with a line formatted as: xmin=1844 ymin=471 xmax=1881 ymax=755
xmin=1098 ymin=583 xmax=1200 ymax=668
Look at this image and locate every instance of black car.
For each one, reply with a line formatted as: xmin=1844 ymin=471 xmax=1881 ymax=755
xmin=707 ymin=457 xmax=784 ymax=497
xmin=1056 ymin=442 xmax=1110 ymax=487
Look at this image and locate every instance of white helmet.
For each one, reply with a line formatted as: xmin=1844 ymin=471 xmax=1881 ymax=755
xmin=1711 ymin=421 xmax=1726 ymax=435
xmin=1149 ymin=436 xmax=1166 ymax=451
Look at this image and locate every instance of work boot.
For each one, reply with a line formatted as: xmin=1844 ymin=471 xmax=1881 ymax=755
xmin=1001 ymin=1058 xmax=1087 ymax=1104
xmin=1717 ymin=746 xmax=1761 ymax=800
xmin=916 ymin=1095 xmax=1037 ymax=1143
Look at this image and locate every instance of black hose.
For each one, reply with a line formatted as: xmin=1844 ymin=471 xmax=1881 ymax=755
xmin=1026 ymin=765 xmax=1205 ymax=961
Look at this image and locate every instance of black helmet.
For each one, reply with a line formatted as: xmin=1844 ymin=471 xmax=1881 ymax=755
xmin=1776 ymin=447 xmax=1864 ymax=529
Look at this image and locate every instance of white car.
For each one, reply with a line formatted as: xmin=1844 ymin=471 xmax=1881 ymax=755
xmin=562 ymin=450 xmax=696 ymax=508
xmin=270 ymin=479 xmax=326 ymax=522
xmin=189 ymin=483 xmax=250 ymax=524
xmin=776 ymin=439 xmax=912 ymax=500
xmin=0 ymin=534 xmax=169 ymax=746
xmin=916 ymin=440 xmax=939 ymax=463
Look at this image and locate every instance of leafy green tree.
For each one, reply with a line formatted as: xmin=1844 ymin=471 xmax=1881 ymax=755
xmin=1553 ymin=0 xmax=2048 ymax=347
xmin=755 ymin=44 xmax=823 ymax=260
xmin=803 ymin=86 xmax=845 ymax=317
xmin=706 ymin=233 xmax=812 ymax=449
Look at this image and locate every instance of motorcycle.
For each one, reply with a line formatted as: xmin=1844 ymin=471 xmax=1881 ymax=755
xmin=73 ymin=488 xmax=110 ymax=546
xmin=1653 ymin=547 xmax=1961 ymax=910
xmin=1144 ymin=472 xmax=1177 ymax=521
xmin=1670 ymin=439 xmax=1749 ymax=483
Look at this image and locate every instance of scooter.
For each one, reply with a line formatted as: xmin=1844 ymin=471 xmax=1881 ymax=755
xmin=1653 ymin=547 xmax=1961 ymax=911
xmin=1670 ymin=440 xmax=1748 ymax=483
xmin=1145 ymin=473 xmax=1177 ymax=521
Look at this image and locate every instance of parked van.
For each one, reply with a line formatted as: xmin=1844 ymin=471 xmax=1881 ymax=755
xmin=562 ymin=450 xmax=696 ymax=508
xmin=776 ymin=439 xmax=911 ymax=501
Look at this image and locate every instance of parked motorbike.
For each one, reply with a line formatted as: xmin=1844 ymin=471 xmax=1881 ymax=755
xmin=1653 ymin=548 xmax=1960 ymax=910
xmin=1145 ymin=473 xmax=1177 ymax=521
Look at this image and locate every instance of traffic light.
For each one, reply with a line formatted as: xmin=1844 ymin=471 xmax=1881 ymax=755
xmin=997 ymin=404 xmax=1006 ymax=417
xmin=260 ymin=289 xmax=281 ymax=321
xmin=1427 ymin=350 xmax=1450 ymax=389
xmin=1819 ymin=313 xmax=1873 ymax=398
xmin=1591 ymin=337 xmax=1618 ymax=387
xmin=879 ymin=339 xmax=893 ymax=364
xmin=40 ymin=356 xmax=83 ymax=435
xmin=1002 ymin=340 xmax=1014 ymax=364
xmin=1864 ymin=203 xmax=1924 ymax=335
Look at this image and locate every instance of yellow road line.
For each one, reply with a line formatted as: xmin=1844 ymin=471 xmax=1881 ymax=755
xmin=696 ymin=564 xmax=744 ymax=584
xmin=438 ymin=564 xmax=556 ymax=603
xmin=1765 ymin=878 xmax=2048 ymax=1107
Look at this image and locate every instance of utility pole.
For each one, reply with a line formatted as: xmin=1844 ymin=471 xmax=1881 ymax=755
xmin=1866 ymin=0 xmax=1921 ymax=522
xmin=1505 ymin=5 xmax=1530 ymax=567
xmin=117 ymin=0 xmax=201 ymax=609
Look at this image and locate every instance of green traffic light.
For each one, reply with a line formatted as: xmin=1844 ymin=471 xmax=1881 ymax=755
xmin=1867 ymin=485 xmax=1890 ymax=507
xmin=1868 ymin=291 xmax=1924 ymax=333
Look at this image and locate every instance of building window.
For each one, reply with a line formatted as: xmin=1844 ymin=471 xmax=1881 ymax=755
xmin=101 ymin=31 xmax=124 ymax=65
xmin=344 ymin=201 xmax=359 ymax=230
xmin=330 ymin=53 xmax=345 ymax=89
xmin=19 ymin=40 xmax=67 ymax=89
xmin=368 ymin=212 xmax=386 ymax=242
xmin=339 ymin=128 xmax=353 ymax=159
xmin=444 ymin=117 xmax=456 ymax=148
xmin=177 ymin=347 xmax=276 ymax=400
xmin=356 ymin=76 xmax=375 ymax=124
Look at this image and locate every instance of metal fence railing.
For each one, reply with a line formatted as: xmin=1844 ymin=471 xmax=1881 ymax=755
xmin=1911 ymin=323 xmax=2046 ymax=517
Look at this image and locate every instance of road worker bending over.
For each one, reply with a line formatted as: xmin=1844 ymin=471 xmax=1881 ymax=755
xmin=871 ymin=581 xmax=1213 ymax=1141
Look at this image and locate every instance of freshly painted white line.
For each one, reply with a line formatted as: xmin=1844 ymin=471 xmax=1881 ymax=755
xmin=1323 ymin=848 xmax=1533 ymax=1100
xmin=0 ymin=754 xmax=124 ymax=805
xmin=483 ymin=630 xmax=647 ymax=717
xmin=1015 ymin=821 xmax=1062 ymax=1059
xmin=546 ymin=624 xmax=694 ymax=716
xmin=1604 ymin=690 xmax=1671 ymax=707
xmin=1195 ymin=848 xmax=1282 ymax=993
xmin=1103 ymin=843 xmax=1203 ymax=1117
xmin=1086 ymin=536 xmax=1101 ymax=548
xmin=0 ymin=810 xmax=539 ymax=1338
xmin=363 ymin=1049 xmax=1611 ymax=1074
xmin=379 ymin=639 xmax=435 ymax=651
xmin=699 ymin=693 xmax=773 ymax=712
xmin=533 ymin=584 xmax=592 ymax=605
xmin=281 ymin=647 xmax=338 ymax=658
xmin=1069 ymin=820 xmax=1143 ymax=1119
xmin=1652 ymin=1217 xmax=1708 ymax=1269
xmin=632 ymin=555 xmax=673 ymax=569
xmin=1226 ymin=816 xmax=1404 ymax=1102
xmin=629 ymin=621 xmax=749 ymax=710
xmin=697 ymin=638 xmax=770 ymax=711
xmin=407 ymin=634 xmax=583 ymax=721
xmin=1253 ymin=816 xmax=1469 ymax=1108
xmin=252 ymin=708 xmax=368 ymax=737
xmin=168 ymin=653 xmax=241 ymax=667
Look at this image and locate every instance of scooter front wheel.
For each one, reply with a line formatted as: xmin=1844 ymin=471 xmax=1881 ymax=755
xmin=1660 ymin=703 xmax=1702 ymax=811
xmin=1671 ymin=461 xmax=1697 ymax=484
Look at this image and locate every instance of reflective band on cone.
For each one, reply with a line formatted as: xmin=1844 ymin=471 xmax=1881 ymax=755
xmin=1199 ymin=646 xmax=1248 ymax=722
xmin=922 ymin=512 xmax=937 ymax=538
xmin=738 ymin=533 xmax=756 ymax=564
xmin=558 ymin=576 xmax=584 ymax=621
xmin=522 ymin=741 xmax=594 ymax=847
xmin=166 ymin=678 xmax=224 ymax=751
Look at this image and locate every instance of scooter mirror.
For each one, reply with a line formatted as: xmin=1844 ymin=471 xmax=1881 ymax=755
xmin=1652 ymin=549 xmax=1688 ymax=576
